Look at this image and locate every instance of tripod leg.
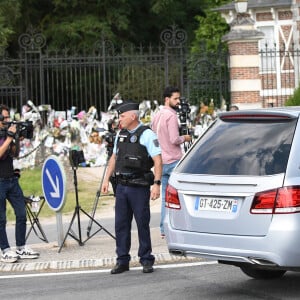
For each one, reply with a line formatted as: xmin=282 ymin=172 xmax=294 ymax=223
xmin=58 ymin=207 xmax=82 ymax=252
xmin=86 ymin=162 xmax=108 ymax=237
xmin=59 ymin=166 xmax=89 ymax=252
xmin=81 ymin=207 xmax=115 ymax=243
xmin=86 ymin=190 xmax=101 ymax=237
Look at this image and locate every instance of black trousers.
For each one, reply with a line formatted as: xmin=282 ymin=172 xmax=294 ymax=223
xmin=114 ymin=183 xmax=155 ymax=266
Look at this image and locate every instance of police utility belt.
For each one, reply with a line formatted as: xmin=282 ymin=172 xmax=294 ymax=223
xmin=115 ymin=172 xmax=154 ymax=187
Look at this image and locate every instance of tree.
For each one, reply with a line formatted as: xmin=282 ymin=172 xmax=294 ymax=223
xmin=0 ymin=0 xmax=21 ymax=51
xmin=192 ymin=0 xmax=231 ymax=53
xmin=41 ymin=0 xmax=132 ymax=50
xmin=5 ymin=0 xmax=214 ymax=52
xmin=0 ymin=0 xmax=234 ymax=54
xmin=285 ymin=87 xmax=300 ymax=106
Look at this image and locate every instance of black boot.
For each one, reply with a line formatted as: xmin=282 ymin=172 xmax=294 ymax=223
xmin=142 ymin=263 xmax=154 ymax=273
xmin=111 ymin=263 xmax=130 ymax=274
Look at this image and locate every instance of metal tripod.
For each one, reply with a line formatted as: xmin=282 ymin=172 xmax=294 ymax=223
xmin=58 ymin=165 xmax=115 ymax=253
xmin=86 ymin=155 xmax=116 ymax=237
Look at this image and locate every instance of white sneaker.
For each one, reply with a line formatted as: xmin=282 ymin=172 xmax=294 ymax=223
xmin=1 ymin=250 xmax=18 ymax=263
xmin=16 ymin=246 xmax=39 ymax=259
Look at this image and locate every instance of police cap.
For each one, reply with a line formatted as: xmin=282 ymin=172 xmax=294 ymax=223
xmin=116 ymin=101 xmax=139 ymax=114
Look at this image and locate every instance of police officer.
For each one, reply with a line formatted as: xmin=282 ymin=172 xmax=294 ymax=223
xmin=101 ymin=101 xmax=162 ymax=274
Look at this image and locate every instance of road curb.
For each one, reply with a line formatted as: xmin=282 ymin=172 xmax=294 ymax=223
xmin=0 ymin=253 xmax=202 ymax=273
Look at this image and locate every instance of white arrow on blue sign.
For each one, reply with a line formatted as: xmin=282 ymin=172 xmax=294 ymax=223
xmin=42 ymin=155 xmax=66 ymax=212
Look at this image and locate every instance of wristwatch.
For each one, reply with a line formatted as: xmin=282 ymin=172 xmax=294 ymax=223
xmin=154 ymin=180 xmax=161 ymax=185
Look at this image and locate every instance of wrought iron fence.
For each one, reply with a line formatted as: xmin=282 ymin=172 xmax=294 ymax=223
xmin=186 ymin=44 xmax=230 ymax=109
xmin=259 ymin=44 xmax=300 ymax=107
xmin=0 ymin=26 xmax=230 ymax=114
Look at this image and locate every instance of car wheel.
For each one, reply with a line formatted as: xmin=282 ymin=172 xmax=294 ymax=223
xmin=240 ymin=266 xmax=286 ymax=279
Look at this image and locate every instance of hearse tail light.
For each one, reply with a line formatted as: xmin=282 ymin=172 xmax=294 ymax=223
xmin=251 ymin=186 xmax=300 ymax=214
xmin=165 ymin=184 xmax=181 ymax=209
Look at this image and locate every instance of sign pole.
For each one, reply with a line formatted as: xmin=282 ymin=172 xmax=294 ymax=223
xmin=56 ymin=212 xmax=64 ymax=247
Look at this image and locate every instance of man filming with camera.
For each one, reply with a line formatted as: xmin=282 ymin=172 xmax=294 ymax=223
xmin=101 ymin=101 xmax=162 ymax=274
xmin=151 ymin=86 xmax=192 ymax=238
xmin=0 ymin=104 xmax=39 ymax=263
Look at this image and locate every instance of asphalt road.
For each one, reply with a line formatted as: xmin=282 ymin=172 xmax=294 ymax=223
xmin=1 ymin=262 xmax=300 ymax=300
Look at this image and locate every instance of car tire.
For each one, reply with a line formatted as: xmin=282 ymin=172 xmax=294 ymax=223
xmin=240 ymin=266 xmax=286 ymax=279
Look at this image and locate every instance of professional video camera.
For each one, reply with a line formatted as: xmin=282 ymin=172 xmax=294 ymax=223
xmin=0 ymin=120 xmax=34 ymax=139
xmin=104 ymin=118 xmax=118 ymax=158
xmin=69 ymin=149 xmax=85 ymax=168
xmin=178 ymin=97 xmax=191 ymax=136
xmin=177 ymin=96 xmax=194 ymax=152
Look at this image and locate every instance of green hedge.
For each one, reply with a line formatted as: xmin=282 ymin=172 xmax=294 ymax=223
xmin=285 ymin=87 xmax=300 ymax=106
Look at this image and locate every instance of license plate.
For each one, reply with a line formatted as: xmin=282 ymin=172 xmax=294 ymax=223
xmin=195 ymin=196 xmax=238 ymax=213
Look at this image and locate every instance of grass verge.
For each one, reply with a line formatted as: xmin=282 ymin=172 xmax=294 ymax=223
xmin=6 ymin=166 xmax=114 ymax=222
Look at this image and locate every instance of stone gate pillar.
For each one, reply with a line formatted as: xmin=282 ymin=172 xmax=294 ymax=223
xmin=222 ymin=13 xmax=264 ymax=109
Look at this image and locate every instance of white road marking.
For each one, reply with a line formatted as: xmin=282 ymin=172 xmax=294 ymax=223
xmin=0 ymin=261 xmax=217 ymax=279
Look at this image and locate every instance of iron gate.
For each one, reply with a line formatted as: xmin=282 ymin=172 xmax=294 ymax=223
xmin=0 ymin=26 xmax=230 ymax=113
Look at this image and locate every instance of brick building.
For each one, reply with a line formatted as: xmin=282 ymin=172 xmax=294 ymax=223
xmin=216 ymin=0 xmax=300 ymax=108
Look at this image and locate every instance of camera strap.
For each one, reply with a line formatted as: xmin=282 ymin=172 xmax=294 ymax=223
xmin=0 ymin=137 xmax=9 ymax=160
xmin=12 ymin=136 xmax=20 ymax=158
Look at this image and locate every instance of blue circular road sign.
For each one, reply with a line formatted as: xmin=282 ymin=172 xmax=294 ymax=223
xmin=42 ymin=155 xmax=66 ymax=212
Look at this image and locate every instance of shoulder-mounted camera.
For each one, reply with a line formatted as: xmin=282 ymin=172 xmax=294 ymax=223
xmin=2 ymin=121 xmax=34 ymax=139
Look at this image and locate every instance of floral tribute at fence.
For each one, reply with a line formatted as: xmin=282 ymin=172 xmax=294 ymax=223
xmin=10 ymin=94 xmax=224 ymax=170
